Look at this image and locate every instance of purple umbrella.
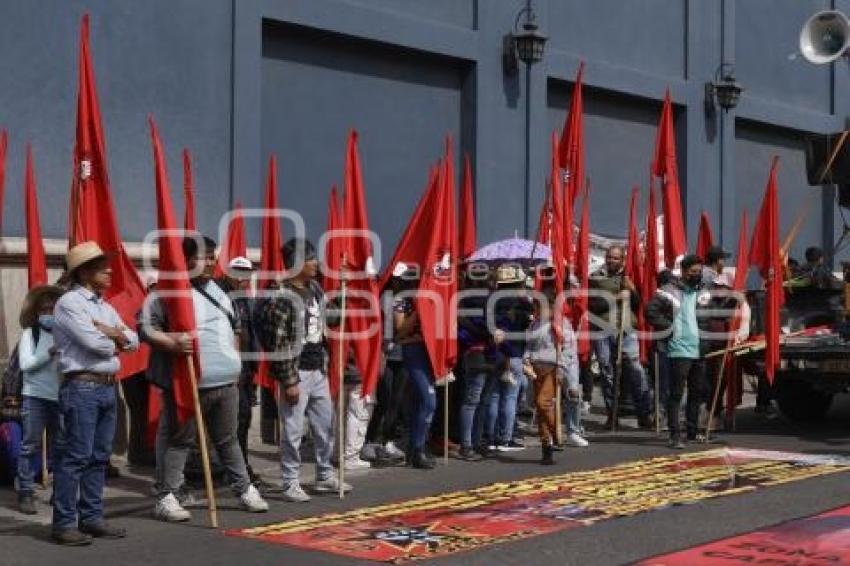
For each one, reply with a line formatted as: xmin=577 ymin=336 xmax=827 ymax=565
xmin=469 ymin=238 xmax=552 ymax=262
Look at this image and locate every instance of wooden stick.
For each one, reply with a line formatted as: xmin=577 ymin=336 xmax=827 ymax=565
xmin=817 ymin=130 xmax=850 ymax=184
xmin=337 ymin=278 xmax=347 ymax=500
xmin=41 ymin=429 xmax=48 ymax=488
xmin=554 ymin=380 xmax=562 ymax=445
xmin=185 ymin=356 xmax=217 ymax=528
xmin=704 ymin=349 xmax=730 ymax=443
xmin=654 ymin=351 xmax=661 ymax=435
xmin=611 ymin=296 xmax=627 ymax=432
xmin=443 ymin=378 xmax=449 ymax=465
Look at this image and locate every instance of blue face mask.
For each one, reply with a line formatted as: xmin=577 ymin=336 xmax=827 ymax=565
xmin=38 ymin=314 xmax=54 ymax=330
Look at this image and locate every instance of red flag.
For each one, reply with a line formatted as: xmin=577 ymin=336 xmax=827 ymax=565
xmin=750 ymin=158 xmax=783 ymax=383
xmin=733 ymin=211 xmax=750 ymax=292
xmin=548 ymin=134 xmax=567 ymax=341
xmin=323 ymin=186 xmax=341 ymax=293
xmin=24 ymin=145 xmax=47 ymax=289
xmin=625 ymin=186 xmax=643 ymax=289
xmin=560 ymin=62 xmax=585 ymax=217
xmin=535 ymin=180 xmax=552 ymax=247
xmin=182 ymin=148 xmax=196 ymax=232
xmin=259 ymin=155 xmax=283 ymax=290
xmin=652 ymin=90 xmax=687 ymax=267
xmin=573 ymin=182 xmax=591 ymax=361
xmin=255 ymin=156 xmax=285 ymax=390
xmin=69 ymin=14 xmax=147 ymax=378
xmin=0 ymin=130 xmax=7 ymax=236
xmin=459 ymin=153 xmax=477 ymax=260
xmin=415 ymin=138 xmax=459 ymax=380
xmin=640 ymin=182 xmax=661 ymax=363
xmin=213 ymin=202 xmax=247 ymax=279
xmin=334 ymin=131 xmax=383 ymax=397
xmin=696 ymin=211 xmax=714 ymax=259
xmin=379 ymin=165 xmax=440 ymax=289
xmin=148 ymin=116 xmax=198 ymax=424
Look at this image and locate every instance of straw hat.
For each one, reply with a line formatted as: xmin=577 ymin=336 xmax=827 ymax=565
xmin=19 ymin=285 xmax=65 ymax=328
xmin=66 ymin=241 xmax=108 ymax=274
xmin=494 ymin=264 xmax=526 ymax=285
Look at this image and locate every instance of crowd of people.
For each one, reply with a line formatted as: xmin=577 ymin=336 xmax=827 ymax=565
xmin=5 ymin=231 xmax=761 ymax=546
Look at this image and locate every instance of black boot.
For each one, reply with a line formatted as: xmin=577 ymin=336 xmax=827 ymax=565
xmin=541 ymin=445 xmax=555 ymax=466
xmin=411 ymin=450 xmax=436 ymax=469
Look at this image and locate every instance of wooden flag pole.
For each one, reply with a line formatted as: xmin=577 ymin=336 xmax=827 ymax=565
xmin=704 ymin=348 xmax=730 ymax=443
xmin=337 ymin=277 xmax=348 ymax=500
xmin=41 ymin=430 xmax=48 ymax=488
xmin=611 ymin=296 xmax=627 ymax=432
xmin=186 ymin=356 xmax=218 ymax=528
xmin=443 ymin=379 xmax=450 ymax=465
xmin=654 ymin=351 xmax=661 ymax=435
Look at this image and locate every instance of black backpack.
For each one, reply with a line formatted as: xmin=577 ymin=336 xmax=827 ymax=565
xmin=1 ymin=326 xmax=41 ymax=422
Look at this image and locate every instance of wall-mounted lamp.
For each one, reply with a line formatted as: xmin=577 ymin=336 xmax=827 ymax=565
xmin=705 ymin=63 xmax=744 ymax=114
xmin=503 ymin=3 xmax=548 ymax=76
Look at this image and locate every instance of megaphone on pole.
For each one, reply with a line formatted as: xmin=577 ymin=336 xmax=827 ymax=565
xmin=800 ymin=10 xmax=850 ymax=64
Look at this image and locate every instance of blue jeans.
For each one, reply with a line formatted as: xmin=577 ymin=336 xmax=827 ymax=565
xmin=486 ymin=357 xmax=523 ymax=445
xmin=460 ymin=360 xmax=497 ymax=449
xmin=52 ymin=380 xmax=117 ymax=530
xmin=402 ymin=343 xmax=436 ymax=453
xmin=593 ymin=333 xmax=651 ymax=418
xmin=17 ymin=396 xmax=59 ymax=495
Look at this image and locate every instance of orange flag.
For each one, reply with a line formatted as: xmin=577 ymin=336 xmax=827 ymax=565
xmin=69 ymin=14 xmax=147 ymax=378
xmin=24 ymin=145 xmax=48 ymax=289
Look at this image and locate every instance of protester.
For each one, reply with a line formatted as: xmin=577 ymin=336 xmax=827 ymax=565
xmin=141 ymin=236 xmax=268 ymax=522
xmin=456 ymin=274 xmax=501 ymax=461
xmin=794 ymin=246 xmax=842 ymax=289
xmin=487 ymin=265 xmax=533 ymax=452
xmin=51 ymin=242 xmax=140 ymax=545
xmin=524 ymin=289 xmax=589 ymax=465
xmin=259 ymin=237 xmax=351 ymax=500
xmin=702 ymin=246 xmax=730 ymax=287
xmin=337 ymin=356 xmax=376 ymax=471
xmin=15 ymin=285 xmax=64 ymax=515
xmin=646 ymin=254 xmax=715 ymax=448
xmin=216 ymin=256 xmax=262 ymax=484
xmin=588 ymin=245 xmax=653 ymax=429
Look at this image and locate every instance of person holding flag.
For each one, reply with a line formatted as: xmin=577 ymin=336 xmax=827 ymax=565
xmin=259 ymin=237 xmax=351 ymax=501
xmin=51 ymin=242 xmax=140 ymax=545
xmin=141 ymin=235 xmax=268 ymax=522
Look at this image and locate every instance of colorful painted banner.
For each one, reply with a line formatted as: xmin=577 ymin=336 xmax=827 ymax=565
xmin=637 ymin=504 xmax=850 ymax=565
xmin=228 ymin=449 xmax=850 ymax=563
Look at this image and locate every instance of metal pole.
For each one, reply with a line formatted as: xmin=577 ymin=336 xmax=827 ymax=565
xmin=337 ymin=278 xmax=347 ymax=499
xmin=524 ymin=63 xmax=532 ymax=237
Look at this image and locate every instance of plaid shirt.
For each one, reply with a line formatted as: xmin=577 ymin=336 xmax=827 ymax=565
xmin=258 ymin=279 xmax=338 ymax=387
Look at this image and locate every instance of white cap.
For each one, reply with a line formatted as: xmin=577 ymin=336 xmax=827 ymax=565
xmin=228 ymin=256 xmax=253 ymax=271
xmin=392 ymin=262 xmax=409 ymax=278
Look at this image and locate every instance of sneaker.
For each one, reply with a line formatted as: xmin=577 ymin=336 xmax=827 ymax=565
xmin=176 ymin=486 xmax=199 ymax=508
xmin=344 ymin=457 xmax=372 ymax=471
xmin=51 ymin=529 xmax=93 ymax=546
xmin=282 ymin=482 xmax=311 ymax=503
xmin=496 ymin=442 xmax=523 ymax=452
xmin=507 ymin=438 xmax=525 ymax=449
xmin=565 ymin=433 xmax=589 ymax=447
xmin=18 ymin=493 xmax=37 ymax=515
xmin=668 ymin=437 xmax=686 ymax=450
xmin=79 ymin=521 xmax=127 ymax=539
xmin=154 ymin=493 xmax=191 ymax=522
xmin=581 ymin=401 xmax=591 ymax=416
xmin=240 ymin=485 xmax=269 ymax=513
xmin=458 ymin=446 xmax=483 ymax=461
xmin=314 ymin=476 xmax=353 ymax=494
xmin=383 ymin=441 xmax=405 ymax=459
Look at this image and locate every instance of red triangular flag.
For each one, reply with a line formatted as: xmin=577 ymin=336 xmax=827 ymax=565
xmin=625 ymin=186 xmax=643 ymax=290
xmin=255 ymin=156 xmax=285 ymax=391
xmin=548 ymin=134 xmax=567 ymax=342
xmin=573 ymin=181 xmax=591 ymax=362
xmin=148 ymin=116 xmax=199 ymax=424
xmin=379 ymin=165 xmax=440 ymax=289
xmin=415 ymin=138 xmax=459 ymax=380
xmin=334 ymin=131 xmax=383 ymax=397
xmin=323 ymin=186 xmax=341 ymax=293
xmin=750 ymin=158 xmax=783 ymax=383
xmin=68 ymin=14 xmax=147 ymax=378
xmin=0 ymin=130 xmax=7 ymax=237
xmin=560 ymin=62 xmax=585 ymax=218
xmin=24 ymin=145 xmax=48 ymax=289
xmin=535 ymin=179 xmax=552 ymax=247
xmin=733 ymin=211 xmax=750 ymax=293
xmin=459 ymin=153 xmax=477 ymax=260
xmin=213 ymin=202 xmax=247 ymax=279
xmin=652 ymin=90 xmax=687 ymax=267
xmin=182 ymin=148 xmax=196 ymax=232
xmin=695 ymin=211 xmax=715 ymax=259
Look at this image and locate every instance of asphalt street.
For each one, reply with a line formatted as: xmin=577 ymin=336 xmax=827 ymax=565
xmin=1 ymin=388 xmax=849 ymax=566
